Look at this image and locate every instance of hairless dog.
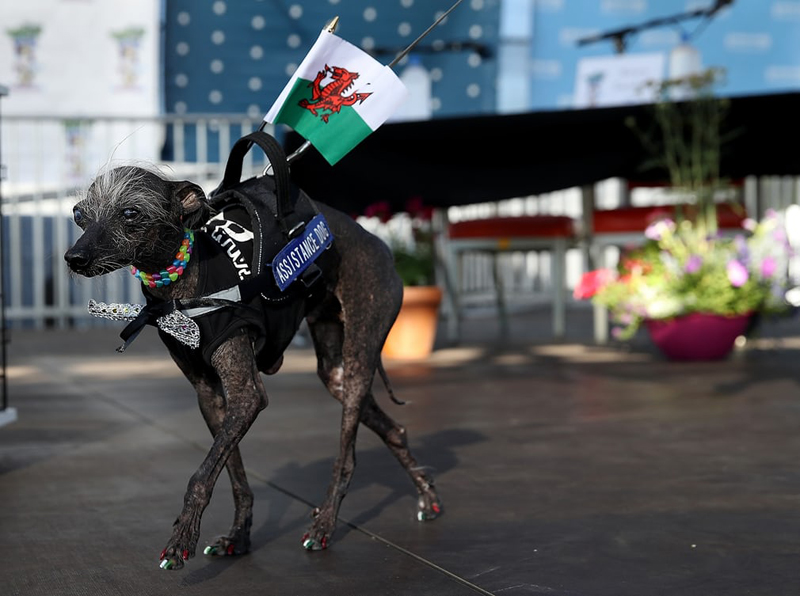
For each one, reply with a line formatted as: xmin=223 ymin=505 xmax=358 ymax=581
xmin=64 ymin=162 xmax=442 ymax=570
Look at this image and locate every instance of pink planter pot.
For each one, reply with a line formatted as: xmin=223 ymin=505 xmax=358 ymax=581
xmin=644 ymin=312 xmax=752 ymax=361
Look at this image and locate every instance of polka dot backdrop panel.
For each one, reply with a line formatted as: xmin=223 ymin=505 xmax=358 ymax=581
xmin=164 ymin=0 xmax=500 ymax=118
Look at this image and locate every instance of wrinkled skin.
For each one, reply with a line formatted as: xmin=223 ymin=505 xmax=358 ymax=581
xmin=64 ymin=166 xmax=442 ymax=570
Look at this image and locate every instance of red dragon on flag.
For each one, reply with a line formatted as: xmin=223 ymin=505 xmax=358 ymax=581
xmin=298 ymin=65 xmax=373 ymax=123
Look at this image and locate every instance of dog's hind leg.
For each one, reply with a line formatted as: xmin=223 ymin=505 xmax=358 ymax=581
xmin=304 ymin=307 xmax=442 ymax=550
xmin=300 ymin=309 xmax=364 ymax=550
xmin=159 ymin=335 xmax=267 ymax=570
xmin=359 ymin=393 xmax=442 ymax=521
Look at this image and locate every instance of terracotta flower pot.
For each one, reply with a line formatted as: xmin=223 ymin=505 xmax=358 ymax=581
xmin=644 ymin=312 xmax=752 ymax=361
xmin=382 ymin=285 xmax=443 ymax=360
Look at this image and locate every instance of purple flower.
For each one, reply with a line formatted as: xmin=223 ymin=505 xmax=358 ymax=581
xmin=685 ymin=254 xmax=703 ymax=274
xmin=734 ymin=234 xmax=749 ymax=261
xmin=761 ymin=256 xmax=777 ymax=279
xmin=727 ymin=259 xmax=749 ymax=287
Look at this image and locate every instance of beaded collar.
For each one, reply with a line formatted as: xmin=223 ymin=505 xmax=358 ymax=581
xmin=130 ymin=228 xmax=194 ymax=288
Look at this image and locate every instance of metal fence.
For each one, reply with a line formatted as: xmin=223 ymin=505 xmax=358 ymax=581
xmin=1 ymin=114 xmax=271 ymax=328
xmin=1 ymin=113 xmax=799 ymax=329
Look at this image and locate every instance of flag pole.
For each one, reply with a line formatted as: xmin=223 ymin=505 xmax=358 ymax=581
xmin=387 ymin=0 xmax=463 ymax=68
xmin=278 ymin=0 xmax=463 ymax=165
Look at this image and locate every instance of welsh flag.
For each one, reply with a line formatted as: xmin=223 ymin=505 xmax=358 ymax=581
xmin=265 ymin=31 xmax=408 ymax=165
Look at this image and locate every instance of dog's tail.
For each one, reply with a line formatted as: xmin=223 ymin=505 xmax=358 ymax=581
xmin=377 ymin=360 xmax=405 ymax=405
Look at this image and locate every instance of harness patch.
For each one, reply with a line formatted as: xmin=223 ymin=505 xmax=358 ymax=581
xmin=272 ymin=213 xmax=333 ymax=291
xmin=204 ymin=207 xmax=254 ymax=280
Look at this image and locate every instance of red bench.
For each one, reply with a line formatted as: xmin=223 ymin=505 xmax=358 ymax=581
xmin=592 ymin=203 xmax=746 ymax=236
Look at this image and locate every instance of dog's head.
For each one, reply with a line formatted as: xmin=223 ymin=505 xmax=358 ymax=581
xmin=64 ymin=166 xmax=210 ymax=277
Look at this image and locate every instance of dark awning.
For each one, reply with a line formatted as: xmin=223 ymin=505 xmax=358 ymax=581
xmin=286 ymin=91 xmax=800 ymax=215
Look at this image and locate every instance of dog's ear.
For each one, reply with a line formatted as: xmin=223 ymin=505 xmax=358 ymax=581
xmin=174 ymin=181 xmax=210 ymax=230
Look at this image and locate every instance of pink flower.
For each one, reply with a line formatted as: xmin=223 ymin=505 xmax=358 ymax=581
xmin=685 ymin=255 xmax=703 ymax=274
xmin=644 ymin=218 xmax=675 ymax=241
xmin=727 ymin=259 xmax=749 ymax=287
xmin=573 ymin=269 xmax=615 ymax=299
xmin=760 ymin=256 xmax=777 ymax=279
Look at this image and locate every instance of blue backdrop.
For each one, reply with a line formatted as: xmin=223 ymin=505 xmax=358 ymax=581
xmin=529 ymin=0 xmax=800 ymax=110
xmin=164 ymin=0 xmax=501 ymax=119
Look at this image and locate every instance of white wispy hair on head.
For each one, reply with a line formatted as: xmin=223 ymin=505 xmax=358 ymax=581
xmin=82 ymin=161 xmax=176 ymax=227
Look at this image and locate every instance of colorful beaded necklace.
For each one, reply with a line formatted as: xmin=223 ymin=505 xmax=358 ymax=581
xmin=130 ymin=228 xmax=194 ymax=288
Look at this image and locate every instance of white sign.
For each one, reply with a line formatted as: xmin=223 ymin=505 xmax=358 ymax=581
xmin=573 ymin=53 xmax=665 ymax=108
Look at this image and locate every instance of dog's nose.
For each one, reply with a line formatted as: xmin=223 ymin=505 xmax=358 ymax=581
xmin=64 ymin=247 xmax=91 ymax=271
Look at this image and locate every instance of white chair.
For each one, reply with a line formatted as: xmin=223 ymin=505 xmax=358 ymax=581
xmin=443 ymin=215 xmax=578 ymax=341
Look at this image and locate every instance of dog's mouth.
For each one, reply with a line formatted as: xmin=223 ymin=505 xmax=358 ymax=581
xmin=65 ymin=261 xmax=104 ymax=278
xmin=64 ymin=249 xmax=125 ymax=278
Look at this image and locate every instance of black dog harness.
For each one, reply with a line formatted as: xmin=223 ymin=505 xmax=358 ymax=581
xmin=92 ymin=132 xmax=338 ymax=367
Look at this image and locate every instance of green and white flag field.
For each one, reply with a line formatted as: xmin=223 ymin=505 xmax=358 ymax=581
xmin=264 ymin=31 xmax=408 ymax=165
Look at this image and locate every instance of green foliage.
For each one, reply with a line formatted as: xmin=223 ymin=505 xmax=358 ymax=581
xmin=392 ymin=241 xmax=435 ymax=287
xmin=579 ymin=67 xmax=795 ymax=341
xmin=626 ymin=68 xmax=736 ymax=236
xmin=7 ymin=24 xmax=42 ymax=38
xmin=111 ymin=28 xmax=146 ymax=41
xmin=364 ymin=198 xmax=437 ymax=287
xmin=582 ymin=213 xmax=793 ymax=340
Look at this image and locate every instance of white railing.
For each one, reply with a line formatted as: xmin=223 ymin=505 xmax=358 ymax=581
xmin=1 ymin=114 xmax=272 ymax=328
xmin=1 ymin=113 xmax=798 ymax=328
xmin=443 ymin=176 xmax=800 ymax=315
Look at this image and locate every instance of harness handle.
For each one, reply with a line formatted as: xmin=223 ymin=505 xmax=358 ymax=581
xmin=218 ymin=131 xmax=303 ymax=239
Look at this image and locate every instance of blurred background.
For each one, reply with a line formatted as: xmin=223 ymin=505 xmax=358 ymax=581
xmin=0 ymin=0 xmax=798 ymax=333
xmin=4 ymin=4 xmax=800 ymax=586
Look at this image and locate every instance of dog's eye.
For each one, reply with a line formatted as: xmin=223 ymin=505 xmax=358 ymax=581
xmin=122 ymin=208 xmax=139 ymax=221
xmin=73 ymin=208 xmax=85 ymax=226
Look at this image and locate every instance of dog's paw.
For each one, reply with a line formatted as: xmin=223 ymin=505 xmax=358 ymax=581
xmin=158 ymin=546 xmax=192 ymax=570
xmin=301 ymin=507 xmax=333 ymax=551
xmin=416 ymin=495 xmax=443 ymax=522
xmin=203 ymin=534 xmax=250 ymax=557
xmin=301 ymin=531 xmax=329 ymax=551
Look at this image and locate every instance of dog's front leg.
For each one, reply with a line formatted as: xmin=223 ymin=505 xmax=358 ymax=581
xmin=160 ymin=335 xmax=267 ymax=570
xmin=189 ymin=377 xmax=256 ymax=559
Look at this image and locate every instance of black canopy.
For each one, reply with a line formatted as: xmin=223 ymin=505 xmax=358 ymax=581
xmin=286 ymin=91 xmax=800 ymax=215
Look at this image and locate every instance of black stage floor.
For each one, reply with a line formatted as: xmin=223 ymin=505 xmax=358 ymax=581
xmin=3 ymin=306 xmax=800 ymax=595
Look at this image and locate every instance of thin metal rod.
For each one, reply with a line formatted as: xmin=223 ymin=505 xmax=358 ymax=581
xmin=576 ymin=0 xmax=732 ymax=50
xmin=285 ymin=140 xmax=312 ymax=165
xmin=0 ymin=91 xmax=7 ymax=411
xmin=388 ymin=0 xmax=464 ymax=68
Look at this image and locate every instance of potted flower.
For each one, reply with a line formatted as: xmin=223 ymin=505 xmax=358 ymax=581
xmin=575 ymin=211 xmax=794 ymax=359
xmin=363 ymin=197 xmax=442 ymax=360
xmin=575 ymin=69 xmax=795 ymax=360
